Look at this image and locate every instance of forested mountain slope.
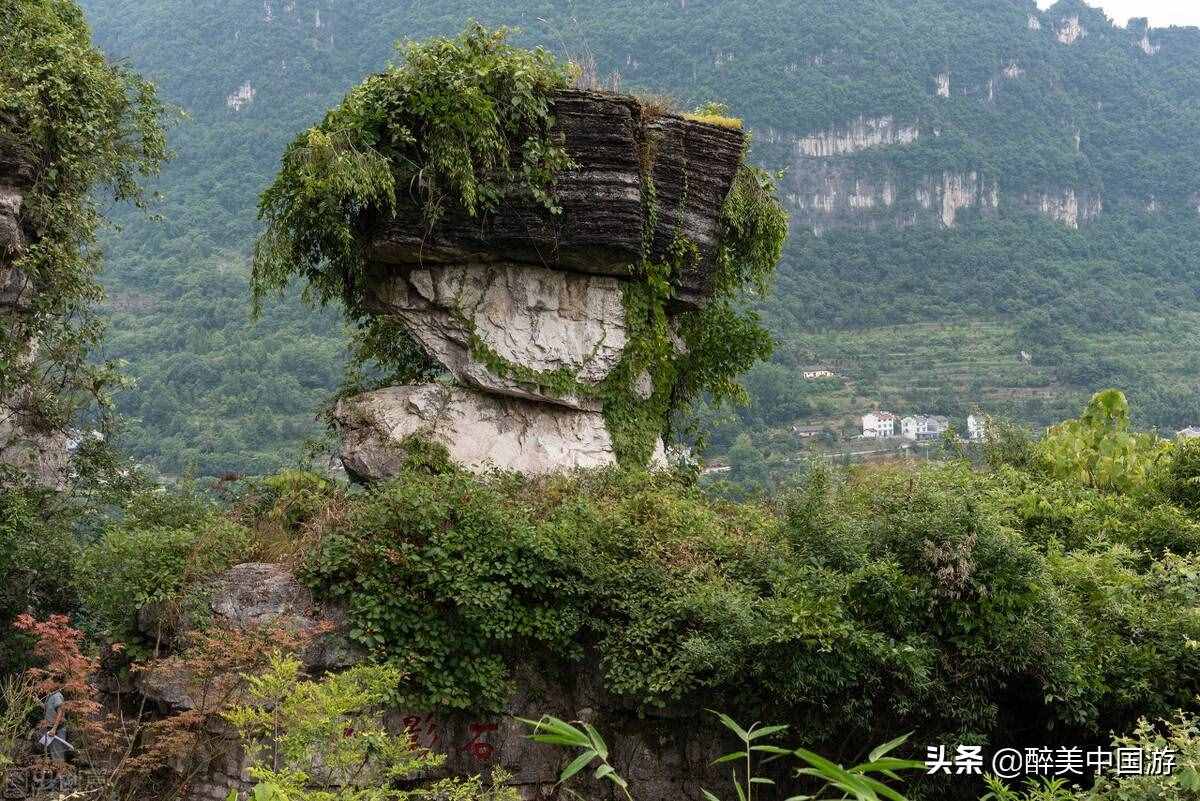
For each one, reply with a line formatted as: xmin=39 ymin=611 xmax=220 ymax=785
xmin=78 ymin=0 xmax=1200 ymax=475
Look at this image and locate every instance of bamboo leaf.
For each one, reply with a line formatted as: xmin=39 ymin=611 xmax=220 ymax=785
xmin=558 ymin=750 xmax=596 ymax=783
xmin=748 ymin=724 xmax=789 ymax=740
xmin=856 ymin=773 xmax=910 ymax=801
xmin=582 ymin=722 xmax=609 ymax=760
xmin=850 ymin=758 xmax=926 ymax=774
xmin=794 ymin=751 xmax=878 ymax=801
xmin=868 ymin=733 xmax=912 ymax=763
xmin=709 ymin=709 xmax=751 ymax=742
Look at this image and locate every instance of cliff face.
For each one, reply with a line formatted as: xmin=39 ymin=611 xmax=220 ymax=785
xmin=770 ymin=5 xmax=1175 ymax=236
xmin=334 ymin=90 xmax=746 ymax=479
xmin=147 ymin=562 xmax=736 ymax=801
xmin=0 ymin=158 xmax=70 ymax=489
xmin=782 ymin=113 xmax=1104 ymax=234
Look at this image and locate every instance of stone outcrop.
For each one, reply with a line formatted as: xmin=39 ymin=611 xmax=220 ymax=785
xmin=1019 ymin=187 xmax=1103 ymax=229
xmin=138 ymin=562 xmax=360 ymax=711
xmin=0 ymin=152 xmax=71 ymax=489
xmin=364 ymin=89 xmax=745 ymax=308
xmin=1056 ymin=15 xmax=1085 ymax=46
xmin=366 ymin=263 xmax=628 ymax=411
xmin=334 ymin=91 xmax=743 ymax=479
xmin=155 ymin=564 xmax=734 ymax=801
xmin=335 ymin=384 xmax=658 ymax=481
xmin=793 ymin=115 xmax=919 ymax=158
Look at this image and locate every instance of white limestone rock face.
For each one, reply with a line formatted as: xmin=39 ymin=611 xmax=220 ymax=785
xmin=369 ymin=263 xmax=628 ymax=412
xmin=1020 ymin=188 xmax=1102 ymax=229
xmin=1056 ymin=16 xmax=1085 ymax=45
xmin=0 ymin=413 xmax=71 ymax=490
xmin=794 ymin=116 xmax=919 ymax=158
xmin=333 ymin=384 xmax=668 ymax=480
xmin=935 ymin=71 xmax=950 ymax=98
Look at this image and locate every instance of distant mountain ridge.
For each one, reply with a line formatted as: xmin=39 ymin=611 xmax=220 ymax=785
xmin=76 ymin=0 xmax=1200 ymax=474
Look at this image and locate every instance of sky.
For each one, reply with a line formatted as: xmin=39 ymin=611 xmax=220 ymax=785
xmin=1037 ymin=0 xmax=1200 ymax=28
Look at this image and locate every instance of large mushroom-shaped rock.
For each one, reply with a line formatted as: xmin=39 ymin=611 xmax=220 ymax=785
xmin=337 ymin=91 xmax=745 ymax=479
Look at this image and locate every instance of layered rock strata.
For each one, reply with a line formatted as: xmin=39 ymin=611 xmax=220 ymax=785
xmin=334 ymin=90 xmax=744 ymax=478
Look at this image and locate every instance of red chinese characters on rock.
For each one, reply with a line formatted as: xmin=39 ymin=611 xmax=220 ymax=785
xmin=400 ymin=715 xmax=498 ymax=762
xmin=461 ymin=722 xmax=498 ymax=761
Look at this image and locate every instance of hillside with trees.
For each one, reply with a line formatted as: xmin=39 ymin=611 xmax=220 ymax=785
xmin=75 ymin=0 xmax=1200 ymax=479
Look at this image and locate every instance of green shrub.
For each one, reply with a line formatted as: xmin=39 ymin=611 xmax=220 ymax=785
xmin=0 ymin=488 xmax=79 ymax=674
xmin=74 ymin=489 xmax=250 ymax=649
xmin=251 ymin=23 xmax=572 ymax=319
xmin=295 ymin=453 xmax=1200 ymax=788
xmin=1163 ymin=437 xmax=1200 ymax=512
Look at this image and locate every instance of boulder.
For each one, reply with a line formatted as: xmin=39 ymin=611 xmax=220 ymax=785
xmin=332 ymin=383 xmax=658 ymax=480
xmin=367 ymin=262 xmax=628 ymax=411
xmin=363 ymin=89 xmax=745 ymax=307
xmin=138 ymin=562 xmax=361 ymax=711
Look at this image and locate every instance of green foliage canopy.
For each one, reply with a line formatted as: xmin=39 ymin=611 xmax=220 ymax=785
xmin=0 ymin=0 xmax=170 ymax=438
xmin=251 ymin=23 xmax=573 ymax=319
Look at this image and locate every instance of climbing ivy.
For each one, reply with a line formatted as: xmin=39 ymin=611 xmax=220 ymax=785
xmin=0 ymin=0 xmax=170 ymax=452
xmin=251 ymin=23 xmax=573 ymax=319
xmin=253 ymin=25 xmax=788 ymax=468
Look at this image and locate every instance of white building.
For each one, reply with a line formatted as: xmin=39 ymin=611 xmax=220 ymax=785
xmin=901 ymin=414 xmax=951 ymax=441
xmin=862 ymin=411 xmax=898 ymax=438
xmin=967 ymin=414 xmax=986 ymax=441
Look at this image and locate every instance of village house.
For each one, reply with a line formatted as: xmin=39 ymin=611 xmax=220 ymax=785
xmin=901 ymin=414 xmax=951 ymax=441
xmin=861 ymin=411 xmax=898 ymax=438
xmin=967 ymin=414 xmax=986 ymax=441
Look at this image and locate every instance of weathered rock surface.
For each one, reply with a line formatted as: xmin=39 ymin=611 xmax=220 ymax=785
xmin=333 ymin=384 xmax=652 ymax=480
xmin=139 ymin=562 xmax=360 ymax=711
xmin=364 ymin=89 xmax=745 ymax=308
xmin=367 ymin=262 xmax=628 ymax=411
xmin=0 ymin=159 xmax=72 ymax=489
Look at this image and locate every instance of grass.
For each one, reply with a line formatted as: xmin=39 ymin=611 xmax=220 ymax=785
xmin=684 ymin=112 xmax=744 ymax=129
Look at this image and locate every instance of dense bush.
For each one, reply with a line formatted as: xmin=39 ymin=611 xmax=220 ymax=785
xmin=297 ymin=428 xmax=1200 ymax=769
xmin=74 ymin=486 xmax=251 ymax=651
xmin=0 ymin=0 xmax=169 ymax=445
xmin=0 ymin=489 xmax=79 ymax=672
